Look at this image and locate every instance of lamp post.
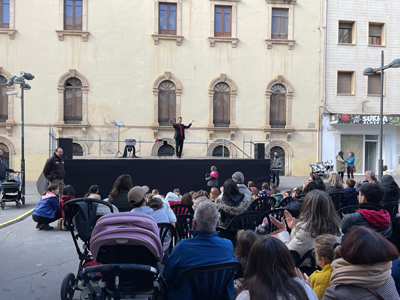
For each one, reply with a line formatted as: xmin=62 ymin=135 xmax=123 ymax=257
xmin=363 ymin=51 xmax=400 ymax=180
xmin=6 ymin=72 xmax=34 ymax=197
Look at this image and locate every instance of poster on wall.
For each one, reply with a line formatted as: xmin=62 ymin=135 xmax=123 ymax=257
xmin=330 ymin=114 xmax=400 ymax=125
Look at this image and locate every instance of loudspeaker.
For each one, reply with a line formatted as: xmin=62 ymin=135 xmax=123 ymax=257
xmin=254 ymin=143 xmax=265 ymax=159
xmin=58 ymin=138 xmax=73 ymax=160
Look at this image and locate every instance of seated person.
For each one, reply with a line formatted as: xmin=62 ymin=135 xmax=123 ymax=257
xmin=285 ymin=182 xmax=325 ymax=218
xmin=32 ymin=184 xmax=61 ymax=231
xmin=355 ymin=170 xmax=380 ymax=192
xmin=84 ymin=185 xmax=101 ymax=199
xmin=166 ymin=191 xmax=185 ymax=205
xmin=258 ymin=182 xmax=272 ymax=198
xmin=108 ymin=174 xmax=133 ymax=209
xmin=251 ymin=188 xmax=259 ymax=201
xmin=342 ymin=183 xmax=392 ymax=238
xmin=326 ymin=173 xmax=344 ymax=196
xmin=162 ymin=200 xmax=237 ymax=300
xmin=342 ymin=178 xmax=358 ymax=207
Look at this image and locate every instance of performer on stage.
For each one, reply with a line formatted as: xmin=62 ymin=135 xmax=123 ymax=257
xmin=271 ymin=151 xmax=283 ymax=187
xmin=170 ymin=117 xmax=194 ymax=158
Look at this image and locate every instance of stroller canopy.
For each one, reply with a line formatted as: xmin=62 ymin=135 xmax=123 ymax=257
xmin=90 ymin=212 xmax=164 ymax=261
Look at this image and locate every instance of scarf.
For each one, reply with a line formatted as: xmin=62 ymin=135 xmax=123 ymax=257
xmin=330 ymin=258 xmax=391 ymax=288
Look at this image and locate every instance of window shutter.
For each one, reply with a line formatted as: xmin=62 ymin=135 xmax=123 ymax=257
xmin=368 ymin=74 xmax=381 ymax=95
xmin=337 ymin=73 xmax=352 ymax=94
xmin=339 ymin=23 xmax=353 ymax=29
xmin=369 ymin=25 xmax=382 ymax=37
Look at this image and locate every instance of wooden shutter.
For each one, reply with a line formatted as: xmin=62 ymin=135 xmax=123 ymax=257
xmin=369 ymin=25 xmax=382 ymax=37
xmin=337 ymin=72 xmax=352 ymax=94
xmin=368 ymin=74 xmax=381 ymax=95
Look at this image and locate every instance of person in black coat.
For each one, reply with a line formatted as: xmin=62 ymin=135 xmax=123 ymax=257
xmin=43 ymin=147 xmax=65 ymax=195
xmin=0 ymin=149 xmax=14 ymax=192
xmin=170 ymin=117 xmax=194 ymax=158
xmin=381 ymin=175 xmax=400 ymax=205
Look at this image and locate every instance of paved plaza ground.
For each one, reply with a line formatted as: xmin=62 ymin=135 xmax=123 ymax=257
xmin=0 ymin=175 xmax=398 ymax=299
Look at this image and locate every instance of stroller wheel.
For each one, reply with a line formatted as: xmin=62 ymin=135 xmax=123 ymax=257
xmin=16 ymin=201 xmax=21 ymax=208
xmin=21 ymin=196 xmax=25 ymax=205
xmin=61 ymin=273 xmax=76 ymax=300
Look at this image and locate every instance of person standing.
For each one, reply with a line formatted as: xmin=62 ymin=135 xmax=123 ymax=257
xmin=346 ymin=152 xmax=355 ymax=179
xmin=170 ymin=117 xmax=194 ymax=158
xmin=43 ymin=147 xmax=65 ymax=195
xmin=271 ymin=152 xmax=283 ymax=187
xmin=335 ymin=151 xmax=346 ymax=181
xmin=0 ymin=149 xmax=14 ymax=192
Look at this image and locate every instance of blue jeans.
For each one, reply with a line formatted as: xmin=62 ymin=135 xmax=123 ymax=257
xmin=392 ymin=257 xmax=400 ymax=294
xmin=272 ymin=170 xmax=280 ymax=186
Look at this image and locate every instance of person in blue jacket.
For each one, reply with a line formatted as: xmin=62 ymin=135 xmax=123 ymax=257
xmin=162 ymin=200 xmax=238 ymax=300
xmin=32 ymin=184 xmax=61 ymax=230
xmin=346 ymin=151 xmax=355 ymax=179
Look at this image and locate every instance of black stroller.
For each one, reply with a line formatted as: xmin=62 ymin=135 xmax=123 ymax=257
xmin=0 ymin=171 xmax=24 ymax=209
xmin=60 ymin=198 xmax=114 ymax=300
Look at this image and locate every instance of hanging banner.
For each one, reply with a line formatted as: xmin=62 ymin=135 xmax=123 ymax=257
xmin=330 ymin=114 xmax=400 ymax=125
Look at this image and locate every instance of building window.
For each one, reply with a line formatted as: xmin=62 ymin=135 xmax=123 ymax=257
xmin=367 ymin=73 xmax=383 ymax=96
xmin=73 ymin=142 xmax=83 ymax=156
xmin=369 ymin=23 xmax=384 ymax=46
xmin=213 ymin=83 xmax=230 ymax=127
xmin=215 ymin=6 xmax=231 ymax=37
xmin=159 ymin=3 xmax=176 ymax=35
xmin=0 ymin=76 xmax=8 ymax=122
xmin=158 ymin=144 xmax=175 ymax=157
xmin=0 ymin=0 xmax=9 ymax=28
xmin=64 ymin=78 xmax=83 ymax=124
xmin=212 ymin=145 xmax=230 ymax=157
xmin=270 ymin=84 xmax=286 ymax=128
xmin=338 ymin=21 xmax=355 ymax=44
xmin=158 ymin=81 xmax=176 ymax=126
xmin=337 ymin=71 xmax=355 ymax=95
xmin=64 ymin=0 xmax=82 ymax=31
xmin=0 ymin=143 xmax=9 ymax=168
xmin=272 ymin=9 xmax=288 ymax=39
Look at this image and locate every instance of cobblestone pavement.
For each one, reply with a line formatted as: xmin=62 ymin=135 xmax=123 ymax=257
xmin=0 ymin=175 xmax=397 ymax=299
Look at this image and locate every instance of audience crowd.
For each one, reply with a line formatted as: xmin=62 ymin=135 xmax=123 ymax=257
xmin=31 ymin=168 xmax=400 ymax=299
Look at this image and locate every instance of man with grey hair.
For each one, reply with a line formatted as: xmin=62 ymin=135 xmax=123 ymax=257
xmin=355 ymin=170 xmax=380 ymax=192
xmin=162 ymin=200 xmax=237 ymax=300
xmin=232 ymin=171 xmax=252 ymax=196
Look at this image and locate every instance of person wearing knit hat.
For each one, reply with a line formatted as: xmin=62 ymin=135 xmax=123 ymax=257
xmin=128 ymin=186 xmax=149 ymax=207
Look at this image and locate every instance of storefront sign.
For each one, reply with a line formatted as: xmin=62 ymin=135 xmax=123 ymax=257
xmin=330 ymin=114 xmax=400 ymax=125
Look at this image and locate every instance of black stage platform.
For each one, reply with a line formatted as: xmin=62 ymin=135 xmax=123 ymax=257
xmin=64 ymin=158 xmax=270 ymax=199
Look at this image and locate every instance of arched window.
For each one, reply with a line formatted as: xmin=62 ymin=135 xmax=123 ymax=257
xmin=270 ymin=84 xmax=286 ymax=128
xmin=0 ymin=76 xmax=8 ymax=122
xmin=64 ymin=77 xmax=82 ymax=124
xmin=158 ymin=144 xmax=175 ymax=156
xmin=158 ymin=80 xmax=176 ymax=126
xmin=212 ymin=145 xmax=229 ymax=157
xmin=0 ymin=142 xmax=10 ymax=168
xmin=213 ymin=82 xmax=230 ymax=127
xmin=73 ymin=142 xmax=83 ymax=156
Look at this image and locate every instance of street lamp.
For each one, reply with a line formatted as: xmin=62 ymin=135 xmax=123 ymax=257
xmin=363 ymin=51 xmax=400 ymax=180
xmin=5 ymin=71 xmax=34 ymax=197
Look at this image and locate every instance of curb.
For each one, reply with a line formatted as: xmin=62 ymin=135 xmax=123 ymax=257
xmin=0 ymin=208 xmax=33 ymax=229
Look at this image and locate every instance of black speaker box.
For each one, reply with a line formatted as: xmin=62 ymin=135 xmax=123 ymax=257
xmin=254 ymin=143 xmax=265 ymax=159
xmin=58 ymin=138 xmax=73 ymax=160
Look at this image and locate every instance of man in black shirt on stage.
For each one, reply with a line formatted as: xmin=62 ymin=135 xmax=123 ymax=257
xmin=170 ymin=117 xmax=194 ymax=158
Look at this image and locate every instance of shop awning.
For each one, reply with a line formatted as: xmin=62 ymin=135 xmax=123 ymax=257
xmin=330 ymin=114 xmax=400 ymax=125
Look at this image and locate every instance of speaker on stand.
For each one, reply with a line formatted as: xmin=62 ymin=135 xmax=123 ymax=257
xmin=254 ymin=143 xmax=265 ymax=159
xmin=57 ymin=138 xmax=73 ymax=160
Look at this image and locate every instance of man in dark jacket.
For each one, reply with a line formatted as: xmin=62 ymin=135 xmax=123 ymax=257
xmin=43 ymin=147 xmax=65 ymax=195
xmin=271 ymin=152 xmax=283 ymax=186
xmin=380 ymin=175 xmax=400 ymax=205
xmin=170 ymin=117 xmax=194 ymax=158
xmin=0 ymin=149 xmax=14 ymax=192
xmin=342 ymin=183 xmax=392 ymax=238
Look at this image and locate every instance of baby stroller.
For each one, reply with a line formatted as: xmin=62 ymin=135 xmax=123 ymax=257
xmin=83 ymin=212 xmax=164 ymax=300
xmin=0 ymin=171 xmax=24 ymax=209
xmin=60 ymin=198 xmax=114 ymax=300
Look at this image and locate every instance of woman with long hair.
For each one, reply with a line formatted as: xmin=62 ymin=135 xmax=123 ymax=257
xmin=346 ymin=151 xmax=355 ymax=179
xmin=336 ymin=151 xmax=346 ymax=181
xmin=84 ymin=185 xmax=101 ymax=199
xmin=271 ymin=190 xmax=342 ymax=257
xmin=236 ymin=236 xmax=318 ymax=300
xmin=108 ymin=174 xmax=133 ymax=208
xmin=322 ymin=227 xmax=399 ymax=299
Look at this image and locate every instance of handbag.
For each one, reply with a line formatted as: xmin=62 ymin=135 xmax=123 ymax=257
xmin=352 ymin=166 xmax=356 ymax=173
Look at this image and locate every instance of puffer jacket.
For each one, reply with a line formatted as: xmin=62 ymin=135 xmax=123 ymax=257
xmin=336 ymin=155 xmax=346 ymax=173
xmin=215 ymin=192 xmax=251 ymax=226
xmin=342 ymin=202 xmax=392 ymax=238
xmin=205 ymin=171 xmax=218 ymax=187
xmin=284 ymin=196 xmax=305 ymax=218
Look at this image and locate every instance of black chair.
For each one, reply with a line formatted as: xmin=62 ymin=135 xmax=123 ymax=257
xmin=250 ymin=197 xmax=276 ymax=214
xmin=171 ymin=204 xmax=194 ymax=215
xmin=290 ymin=249 xmax=319 ymax=276
xmin=118 ymin=206 xmax=133 ymax=212
xmin=161 ymin=262 xmax=242 ymax=300
xmin=336 ymin=205 xmax=359 ymax=219
xmin=329 ymin=193 xmax=344 ymax=211
xmin=383 ymin=201 xmax=399 ymax=218
xmin=175 ymin=214 xmax=194 ymax=245
xmin=158 ymin=223 xmax=177 ymax=260
xmin=262 ymin=209 xmax=287 ymax=234
xmin=341 ymin=192 xmax=358 ymax=208
xmin=277 ymin=196 xmax=294 ymax=208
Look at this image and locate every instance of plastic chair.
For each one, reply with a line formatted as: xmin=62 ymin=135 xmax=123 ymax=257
xmin=250 ymin=197 xmax=276 ymax=214
xmin=158 ymin=223 xmax=177 ymax=259
xmin=262 ymin=209 xmax=287 ymax=234
xmin=336 ymin=205 xmax=359 ymax=219
xmin=329 ymin=193 xmax=344 ymax=211
xmin=383 ymin=201 xmax=399 ymax=218
xmin=175 ymin=214 xmax=194 ymax=244
xmin=171 ymin=204 xmax=194 ymax=215
xmin=161 ymin=262 xmax=242 ymax=300
xmin=290 ymin=249 xmax=319 ymax=276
